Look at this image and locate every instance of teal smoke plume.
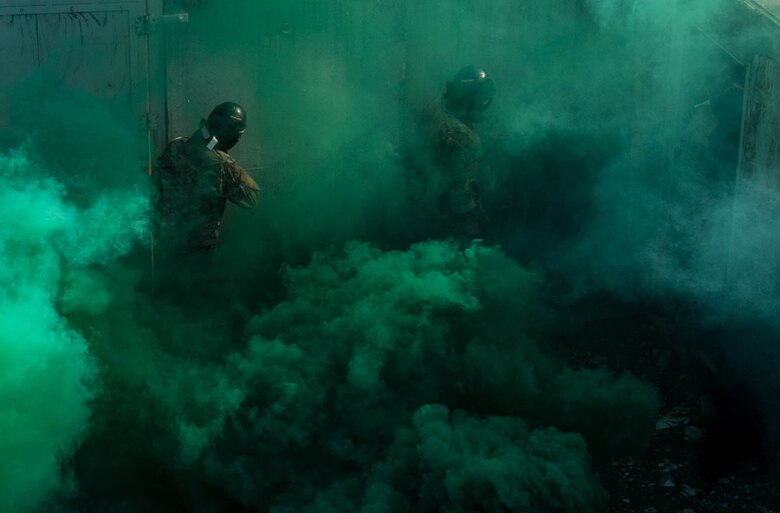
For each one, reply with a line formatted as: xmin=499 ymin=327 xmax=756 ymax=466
xmin=0 ymin=147 xmax=149 ymax=512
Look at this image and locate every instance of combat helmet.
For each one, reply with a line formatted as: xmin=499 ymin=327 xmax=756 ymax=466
xmin=444 ymin=66 xmax=496 ymax=124
xmin=202 ymin=102 xmax=248 ymax=152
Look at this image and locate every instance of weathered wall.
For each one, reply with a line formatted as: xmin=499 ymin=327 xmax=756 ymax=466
xmin=161 ymin=0 xmax=580 ymax=179
xmin=0 ymin=1 xmax=167 ymax=170
xmin=741 ymin=53 xmax=780 ymax=186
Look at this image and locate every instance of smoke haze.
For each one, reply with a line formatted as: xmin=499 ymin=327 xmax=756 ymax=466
xmin=4 ymin=0 xmax=780 ymax=511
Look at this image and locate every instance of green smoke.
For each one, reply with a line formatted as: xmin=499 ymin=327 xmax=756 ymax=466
xmin=0 ymin=2 xmax=691 ymax=511
xmin=409 ymin=404 xmax=601 ymax=512
xmin=0 ymin=147 xmax=148 ymax=512
xmin=86 ymin=240 xmax=655 ymax=512
xmin=0 ymin=74 xmax=150 ymax=512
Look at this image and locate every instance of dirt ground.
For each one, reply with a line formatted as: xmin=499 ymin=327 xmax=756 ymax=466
xmin=552 ymin=297 xmax=780 ymax=513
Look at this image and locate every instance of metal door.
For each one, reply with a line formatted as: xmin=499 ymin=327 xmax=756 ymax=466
xmin=0 ymin=0 xmax=168 ymax=174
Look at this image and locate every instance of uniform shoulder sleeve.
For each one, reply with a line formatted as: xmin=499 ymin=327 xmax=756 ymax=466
xmin=424 ymin=98 xmax=480 ymax=152
xmin=218 ymin=152 xmax=260 ymax=208
xmin=440 ymin=121 xmax=480 ymax=152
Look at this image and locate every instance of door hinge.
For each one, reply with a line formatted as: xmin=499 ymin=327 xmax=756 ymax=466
xmin=135 ymin=13 xmax=189 ymax=36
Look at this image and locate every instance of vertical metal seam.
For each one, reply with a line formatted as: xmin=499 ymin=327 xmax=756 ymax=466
xmin=34 ymin=12 xmax=40 ymax=68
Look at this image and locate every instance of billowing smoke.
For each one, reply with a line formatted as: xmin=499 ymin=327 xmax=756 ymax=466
xmin=21 ymin=0 xmax=780 ymax=510
xmin=0 ymin=146 xmax=148 ymax=512
xmin=66 ymin=239 xmax=657 ymax=512
xmin=476 ymin=0 xmax=779 ymax=321
xmin=0 ymin=75 xmax=662 ymax=512
xmin=540 ymin=0 xmax=780 ymax=471
xmin=0 ymin=74 xmax=661 ymax=509
xmin=0 ymin=75 xmax=149 ymax=512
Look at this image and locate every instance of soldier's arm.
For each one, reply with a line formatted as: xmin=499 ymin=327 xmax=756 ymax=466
xmin=224 ymin=161 xmax=260 ymax=208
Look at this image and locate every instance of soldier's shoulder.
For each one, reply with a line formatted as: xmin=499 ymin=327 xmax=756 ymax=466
xmin=213 ymin=149 xmax=236 ymax=162
xmin=425 ymin=98 xmax=478 ymax=149
xmin=156 ymin=137 xmax=190 ymax=170
xmin=166 ymin=136 xmax=189 ymax=149
xmin=187 ymin=145 xmax=227 ymax=170
xmin=440 ymin=119 xmax=479 ymax=150
xmin=213 ymin=150 xmax=246 ymax=170
xmin=159 ymin=137 xmax=189 ymax=158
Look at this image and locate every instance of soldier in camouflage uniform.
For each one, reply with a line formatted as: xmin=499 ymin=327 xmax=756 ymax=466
xmin=154 ymin=102 xmax=260 ymax=254
xmin=417 ymin=66 xmax=495 ymax=240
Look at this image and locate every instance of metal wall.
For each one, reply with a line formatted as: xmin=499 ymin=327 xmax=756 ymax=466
xmin=161 ymin=0 xmax=580 ymax=177
xmin=0 ymin=0 xmax=167 ymax=171
xmin=740 ymin=54 xmax=780 ymax=186
xmin=693 ymin=3 xmax=780 ymax=278
xmin=0 ymin=0 xmax=581 ymax=201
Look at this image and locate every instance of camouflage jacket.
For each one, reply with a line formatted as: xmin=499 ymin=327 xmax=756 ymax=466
xmin=423 ymin=97 xmax=482 ymax=215
xmin=154 ymin=133 xmax=260 ymax=251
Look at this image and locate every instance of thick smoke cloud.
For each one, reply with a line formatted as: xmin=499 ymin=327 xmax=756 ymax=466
xmin=112 ymin=240 xmax=656 ymax=512
xmin=408 ymin=405 xmax=601 ymax=513
xmin=0 ymin=148 xmax=148 ymax=512
xmin=526 ymin=5 xmax=780 ymax=369
xmin=164 ymin=0 xmax=772 ymax=319
xmin=0 ymin=76 xmax=149 ymax=512
xmin=0 ymin=150 xmax=98 ymax=513
xmin=472 ymin=0 xmax=765 ymax=317
xmin=0 ymin=1 xmax=715 ymax=511
xmin=550 ymin=0 xmax=780 ymax=468
xmin=0 ymin=132 xmax=660 ymax=512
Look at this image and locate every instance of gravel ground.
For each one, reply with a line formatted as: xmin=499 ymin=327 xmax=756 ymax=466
xmin=550 ymin=297 xmax=780 ymax=513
